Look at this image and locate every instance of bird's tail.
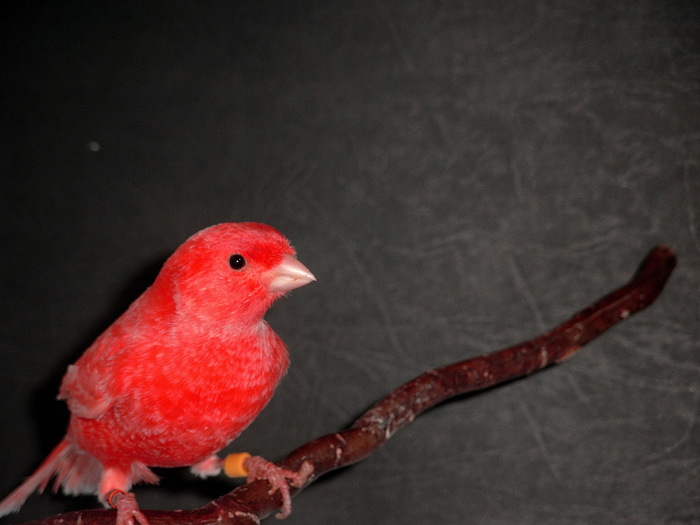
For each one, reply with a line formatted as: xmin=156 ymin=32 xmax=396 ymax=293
xmin=0 ymin=438 xmax=101 ymax=517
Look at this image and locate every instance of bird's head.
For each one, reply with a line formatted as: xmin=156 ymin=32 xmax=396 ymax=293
xmin=158 ymin=223 xmax=315 ymax=327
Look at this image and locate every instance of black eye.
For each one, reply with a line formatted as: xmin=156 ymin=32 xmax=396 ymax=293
xmin=228 ymin=254 xmax=246 ymax=270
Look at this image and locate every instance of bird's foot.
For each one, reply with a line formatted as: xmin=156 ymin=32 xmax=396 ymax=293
xmin=107 ymin=490 xmax=149 ymax=525
xmin=242 ymin=455 xmax=313 ymax=519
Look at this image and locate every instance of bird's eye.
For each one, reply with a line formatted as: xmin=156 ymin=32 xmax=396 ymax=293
xmin=228 ymin=254 xmax=246 ymax=270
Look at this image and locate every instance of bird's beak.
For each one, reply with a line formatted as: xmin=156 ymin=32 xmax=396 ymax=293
xmin=268 ymin=254 xmax=316 ymax=292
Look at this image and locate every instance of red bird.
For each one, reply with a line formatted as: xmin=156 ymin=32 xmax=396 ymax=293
xmin=0 ymin=223 xmax=316 ymax=524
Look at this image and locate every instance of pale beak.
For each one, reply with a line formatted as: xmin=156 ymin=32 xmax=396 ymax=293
xmin=268 ymin=253 xmax=316 ymax=292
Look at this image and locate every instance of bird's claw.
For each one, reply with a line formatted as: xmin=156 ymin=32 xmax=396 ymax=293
xmin=108 ymin=490 xmax=149 ymax=525
xmin=244 ymin=456 xmax=314 ymax=519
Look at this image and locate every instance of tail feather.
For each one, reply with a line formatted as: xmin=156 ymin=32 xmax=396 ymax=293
xmin=0 ymin=439 xmax=102 ymax=517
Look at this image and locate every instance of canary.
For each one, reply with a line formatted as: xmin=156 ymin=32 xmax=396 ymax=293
xmin=0 ymin=223 xmax=315 ymax=524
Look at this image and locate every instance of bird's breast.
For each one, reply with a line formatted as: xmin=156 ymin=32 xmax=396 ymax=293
xmin=71 ymin=326 xmax=290 ymax=468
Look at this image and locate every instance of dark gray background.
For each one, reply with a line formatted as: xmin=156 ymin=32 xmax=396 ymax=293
xmin=1 ymin=2 xmax=698 ymax=524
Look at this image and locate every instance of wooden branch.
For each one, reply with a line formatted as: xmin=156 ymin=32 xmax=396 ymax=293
xmin=18 ymin=246 xmax=677 ymax=525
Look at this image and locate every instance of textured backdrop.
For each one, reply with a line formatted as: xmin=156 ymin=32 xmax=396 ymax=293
xmin=1 ymin=2 xmax=698 ymax=524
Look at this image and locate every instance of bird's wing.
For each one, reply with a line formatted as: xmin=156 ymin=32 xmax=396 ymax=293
xmin=56 ymin=325 xmax=132 ymax=420
xmin=58 ymin=362 xmax=113 ymax=419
